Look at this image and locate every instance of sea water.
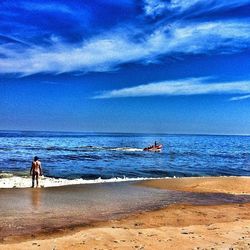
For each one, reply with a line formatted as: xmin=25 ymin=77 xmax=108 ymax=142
xmin=0 ymin=131 xmax=249 ymax=185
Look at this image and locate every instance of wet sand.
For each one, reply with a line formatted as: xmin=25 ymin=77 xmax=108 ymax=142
xmin=1 ymin=177 xmax=250 ymax=249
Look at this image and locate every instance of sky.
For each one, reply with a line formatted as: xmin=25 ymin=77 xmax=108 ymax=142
xmin=0 ymin=0 xmax=250 ymax=134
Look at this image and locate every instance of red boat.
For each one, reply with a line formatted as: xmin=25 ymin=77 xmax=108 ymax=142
xmin=143 ymin=144 xmax=163 ymax=152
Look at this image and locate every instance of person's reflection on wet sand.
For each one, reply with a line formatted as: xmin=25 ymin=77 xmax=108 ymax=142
xmin=31 ymin=189 xmax=41 ymax=209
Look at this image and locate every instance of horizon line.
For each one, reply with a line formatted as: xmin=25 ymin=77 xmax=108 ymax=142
xmin=0 ymin=129 xmax=249 ymax=137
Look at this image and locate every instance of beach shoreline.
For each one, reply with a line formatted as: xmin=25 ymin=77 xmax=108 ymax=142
xmin=1 ymin=176 xmax=250 ymax=249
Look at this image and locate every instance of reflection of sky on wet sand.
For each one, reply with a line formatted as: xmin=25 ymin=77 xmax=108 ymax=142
xmin=0 ymin=182 xmax=250 ymax=239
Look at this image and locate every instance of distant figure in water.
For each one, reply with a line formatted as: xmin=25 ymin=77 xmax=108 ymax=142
xmin=155 ymin=141 xmax=157 ymax=147
xmin=30 ymin=156 xmax=42 ymax=188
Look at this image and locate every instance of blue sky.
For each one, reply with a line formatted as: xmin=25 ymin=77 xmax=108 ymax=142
xmin=0 ymin=0 xmax=250 ymax=134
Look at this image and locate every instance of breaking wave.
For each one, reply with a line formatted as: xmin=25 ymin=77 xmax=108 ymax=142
xmin=0 ymin=173 xmax=168 ymax=188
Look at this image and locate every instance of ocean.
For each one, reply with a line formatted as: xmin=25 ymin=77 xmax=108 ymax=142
xmin=0 ymin=131 xmax=249 ymax=185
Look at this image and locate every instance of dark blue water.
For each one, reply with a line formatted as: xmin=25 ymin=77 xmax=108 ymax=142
xmin=0 ymin=131 xmax=249 ymax=179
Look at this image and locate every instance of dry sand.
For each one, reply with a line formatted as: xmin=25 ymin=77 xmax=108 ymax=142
xmin=1 ymin=177 xmax=250 ymax=250
xmin=139 ymin=176 xmax=250 ymax=195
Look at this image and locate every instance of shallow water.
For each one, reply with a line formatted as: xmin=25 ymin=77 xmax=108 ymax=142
xmin=0 ymin=131 xmax=249 ymax=181
xmin=0 ymin=181 xmax=250 ymax=239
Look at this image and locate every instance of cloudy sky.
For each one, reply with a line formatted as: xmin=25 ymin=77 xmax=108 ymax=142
xmin=0 ymin=0 xmax=250 ymax=134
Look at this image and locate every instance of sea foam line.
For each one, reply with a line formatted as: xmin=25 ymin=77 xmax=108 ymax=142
xmin=0 ymin=175 xmax=170 ymax=188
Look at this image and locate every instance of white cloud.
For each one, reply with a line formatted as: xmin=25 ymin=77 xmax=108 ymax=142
xmin=143 ymin=0 xmax=250 ymax=17
xmin=0 ymin=21 xmax=250 ymax=75
xmin=143 ymin=0 xmax=168 ymax=17
xmin=93 ymin=77 xmax=250 ymax=99
xmin=230 ymin=94 xmax=250 ymax=101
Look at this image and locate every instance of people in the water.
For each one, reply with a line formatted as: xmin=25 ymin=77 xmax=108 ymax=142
xmin=30 ymin=156 xmax=42 ymax=188
xmin=144 ymin=141 xmax=160 ymax=151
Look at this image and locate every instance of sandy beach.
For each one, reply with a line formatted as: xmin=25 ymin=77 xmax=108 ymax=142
xmin=138 ymin=176 xmax=250 ymax=195
xmin=1 ymin=177 xmax=250 ymax=250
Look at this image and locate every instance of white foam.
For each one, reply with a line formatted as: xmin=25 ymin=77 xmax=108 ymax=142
xmin=110 ymin=147 xmax=143 ymax=152
xmin=80 ymin=146 xmax=143 ymax=152
xmin=0 ymin=175 xmax=168 ymax=188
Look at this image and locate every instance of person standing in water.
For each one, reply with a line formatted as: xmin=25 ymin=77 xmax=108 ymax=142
xmin=30 ymin=156 xmax=42 ymax=188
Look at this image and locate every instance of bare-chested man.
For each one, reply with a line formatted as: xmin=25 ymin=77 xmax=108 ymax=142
xmin=30 ymin=156 xmax=42 ymax=188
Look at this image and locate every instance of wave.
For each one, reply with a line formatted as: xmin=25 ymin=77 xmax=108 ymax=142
xmin=109 ymin=147 xmax=143 ymax=152
xmin=80 ymin=146 xmax=143 ymax=152
xmin=43 ymin=145 xmax=144 ymax=152
xmin=0 ymin=173 xmax=169 ymax=188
